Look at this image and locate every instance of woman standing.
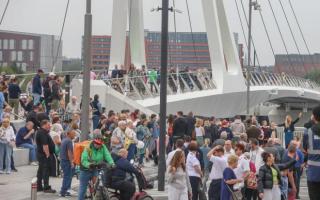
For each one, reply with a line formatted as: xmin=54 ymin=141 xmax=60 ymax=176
xmin=135 ymin=119 xmax=151 ymax=167
xmin=194 ymin=118 xmax=205 ymax=146
xmin=0 ymin=117 xmax=15 ymax=174
xmin=221 ymin=155 xmax=242 ymax=200
xmin=258 ymin=152 xmax=281 ymax=200
xmin=167 ymin=150 xmax=192 ymax=200
xmin=277 ymin=112 xmax=302 ymax=147
xmin=186 ymin=142 xmax=203 ymax=200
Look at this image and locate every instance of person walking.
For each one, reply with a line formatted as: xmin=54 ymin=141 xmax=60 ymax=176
xmin=167 ymin=150 xmax=192 ymax=200
xmin=91 ymin=94 xmax=102 ymax=130
xmin=303 ymin=106 xmax=320 ymax=200
xmin=59 ymin=130 xmax=76 ymax=197
xmin=172 ymin=111 xmax=188 ymax=144
xmin=32 ymin=69 xmax=43 ymax=106
xmin=258 ymin=152 xmax=281 ymax=200
xmin=148 ymin=68 xmax=158 ymax=93
xmin=277 ymin=112 xmax=302 ymax=147
xmin=36 ymin=120 xmax=56 ymax=193
xmin=8 ymin=76 xmax=21 ymax=119
xmin=195 ymin=118 xmax=205 ymax=146
xmin=186 ymin=142 xmax=203 ymax=200
xmin=221 ymin=154 xmax=242 ymax=200
xmin=207 ymin=145 xmax=227 ymax=200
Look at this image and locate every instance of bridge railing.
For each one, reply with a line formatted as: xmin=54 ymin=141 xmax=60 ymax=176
xmin=244 ymin=71 xmax=320 ymax=91
xmin=276 ymin=127 xmax=305 ymax=147
xmin=97 ymin=71 xmax=216 ymax=100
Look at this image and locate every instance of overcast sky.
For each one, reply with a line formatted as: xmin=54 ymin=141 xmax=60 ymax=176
xmin=1 ymin=0 xmax=319 ymax=65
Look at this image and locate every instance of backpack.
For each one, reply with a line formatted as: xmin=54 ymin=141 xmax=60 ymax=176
xmin=73 ymin=140 xmax=91 ymax=165
xmin=246 ymin=161 xmax=257 ymax=189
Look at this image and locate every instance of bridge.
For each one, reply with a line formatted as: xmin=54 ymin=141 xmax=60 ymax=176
xmin=70 ymin=0 xmax=320 ymax=119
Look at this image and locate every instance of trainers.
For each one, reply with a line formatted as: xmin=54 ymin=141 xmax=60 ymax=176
xmin=5 ymin=171 xmax=11 ymax=174
xmin=0 ymin=170 xmax=4 ymax=174
xmin=59 ymin=191 xmax=71 ymax=197
xmin=30 ymin=162 xmax=38 ymax=166
xmin=44 ymin=189 xmax=56 ymax=193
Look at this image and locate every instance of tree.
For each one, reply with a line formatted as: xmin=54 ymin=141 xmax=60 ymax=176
xmin=305 ymin=69 xmax=320 ymax=84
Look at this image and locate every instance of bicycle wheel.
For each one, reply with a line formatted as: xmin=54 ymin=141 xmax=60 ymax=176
xmin=109 ymin=194 xmax=120 ymax=200
xmin=94 ymin=186 xmax=110 ymax=200
xmin=137 ymin=194 xmax=153 ymax=200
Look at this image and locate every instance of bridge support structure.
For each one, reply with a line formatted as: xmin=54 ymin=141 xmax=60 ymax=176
xmin=109 ymin=0 xmax=146 ymax=71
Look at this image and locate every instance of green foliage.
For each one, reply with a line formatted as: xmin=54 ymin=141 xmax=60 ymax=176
xmin=0 ymin=63 xmax=24 ymax=74
xmin=305 ymin=69 xmax=320 ymax=84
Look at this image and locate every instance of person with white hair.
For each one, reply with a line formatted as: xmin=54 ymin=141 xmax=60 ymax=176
xmin=65 ymin=96 xmax=80 ymax=120
xmin=111 ymin=120 xmax=127 ymax=154
xmin=124 ymin=120 xmax=138 ymax=160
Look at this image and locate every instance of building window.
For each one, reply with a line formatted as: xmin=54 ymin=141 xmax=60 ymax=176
xmin=9 ymin=39 xmax=15 ymax=49
xmin=11 ymin=51 xmax=17 ymax=61
xmin=30 ymin=51 xmax=34 ymax=61
xmin=17 ymin=51 xmax=23 ymax=61
xmin=28 ymin=40 xmax=34 ymax=49
xmin=3 ymin=39 xmax=8 ymax=49
xmin=22 ymin=40 xmax=27 ymax=49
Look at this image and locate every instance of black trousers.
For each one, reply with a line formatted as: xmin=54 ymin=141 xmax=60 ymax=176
xmin=308 ymin=181 xmax=320 ymax=200
xmin=189 ymin=176 xmax=201 ymax=200
xmin=112 ymin=180 xmax=136 ymax=200
xmin=245 ymin=188 xmax=258 ymax=200
xmin=208 ymin=179 xmax=222 ymax=200
xmin=37 ymin=157 xmax=51 ymax=190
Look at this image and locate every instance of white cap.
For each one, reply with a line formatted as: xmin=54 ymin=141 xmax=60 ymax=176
xmin=10 ymin=75 xmax=16 ymax=80
xmin=49 ymin=72 xmax=56 ymax=76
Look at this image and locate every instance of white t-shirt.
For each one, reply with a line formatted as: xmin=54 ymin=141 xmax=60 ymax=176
xmin=186 ymin=152 xmax=201 ymax=177
xmin=223 ymin=148 xmax=235 ymax=160
xmin=209 ymin=155 xmax=227 ymax=180
xmin=195 ymin=127 xmax=203 ymax=137
xmin=234 ymin=154 xmax=250 ymax=179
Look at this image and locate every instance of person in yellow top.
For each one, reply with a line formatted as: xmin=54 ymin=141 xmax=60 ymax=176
xmin=78 ymin=133 xmax=114 ymax=200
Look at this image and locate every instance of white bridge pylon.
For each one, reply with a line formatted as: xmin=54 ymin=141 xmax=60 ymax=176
xmin=109 ymin=0 xmax=246 ymax=93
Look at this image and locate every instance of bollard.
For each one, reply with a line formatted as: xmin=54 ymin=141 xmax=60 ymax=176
xmin=31 ymin=177 xmax=37 ymax=200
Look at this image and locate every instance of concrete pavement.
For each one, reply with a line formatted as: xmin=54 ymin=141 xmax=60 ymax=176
xmin=0 ymin=164 xmax=310 ymax=200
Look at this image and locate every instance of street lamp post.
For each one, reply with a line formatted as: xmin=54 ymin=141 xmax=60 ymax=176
xmin=80 ymin=0 xmax=92 ymax=141
xmin=158 ymin=0 xmax=169 ymax=192
xmin=246 ymin=0 xmax=260 ymax=116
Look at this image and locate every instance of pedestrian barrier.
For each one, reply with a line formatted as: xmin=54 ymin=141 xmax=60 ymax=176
xmin=276 ymin=127 xmax=305 ymax=147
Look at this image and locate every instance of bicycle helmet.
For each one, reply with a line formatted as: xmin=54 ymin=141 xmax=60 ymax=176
xmin=93 ymin=132 xmax=104 ymax=145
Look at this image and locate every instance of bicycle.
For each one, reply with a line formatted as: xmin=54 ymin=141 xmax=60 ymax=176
xmin=86 ymin=163 xmax=110 ymax=200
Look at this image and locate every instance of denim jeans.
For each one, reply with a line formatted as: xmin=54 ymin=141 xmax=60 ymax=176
xmin=92 ymin=116 xmax=100 ymax=130
xmin=32 ymin=93 xmax=41 ymax=105
xmin=127 ymin=143 xmax=136 ymax=161
xmin=0 ymin=142 xmax=13 ymax=172
xmin=18 ymin=143 xmax=37 ymax=162
xmin=78 ymin=169 xmax=98 ymax=200
xmin=60 ymin=160 xmax=73 ymax=195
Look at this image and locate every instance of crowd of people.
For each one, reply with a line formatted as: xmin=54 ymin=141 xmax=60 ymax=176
xmin=0 ymin=69 xmax=320 ymax=200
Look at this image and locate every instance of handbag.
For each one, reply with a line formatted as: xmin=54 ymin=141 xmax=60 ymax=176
xmin=226 ymin=183 xmax=242 ymax=200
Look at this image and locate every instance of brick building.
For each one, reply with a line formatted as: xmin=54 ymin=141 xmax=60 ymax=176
xmin=0 ymin=30 xmax=62 ymax=72
xmin=274 ymin=54 xmax=320 ymax=77
xmin=87 ymin=31 xmax=241 ymax=70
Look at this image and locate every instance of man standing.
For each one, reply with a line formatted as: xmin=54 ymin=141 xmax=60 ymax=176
xmin=8 ymin=75 xmax=21 ymax=119
xmin=32 ymin=69 xmax=43 ymax=106
xmin=186 ymin=112 xmax=196 ymax=138
xmin=50 ymin=76 xmax=63 ymax=112
xmin=303 ymin=106 xmax=320 ymax=200
xmin=59 ymin=130 xmax=76 ymax=197
xmin=172 ymin=111 xmax=188 ymax=144
xmin=91 ymin=94 xmax=102 ymax=130
xmin=148 ymin=68 xmax=158 ymax=93
xmin=65 ymin=96 xmax=80 ymax=118
xmin=36 ymin=120 xmax=56 ymax=193
xmin=42 ymin=72 xmax=55 ymax=114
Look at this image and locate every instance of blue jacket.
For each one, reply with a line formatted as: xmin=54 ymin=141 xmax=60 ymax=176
xmin=8 ymin=83 xmax=21 ymax=99
xmin=32 ymin=74 xmax=42 ymax=95
xmin=0 ymin=92 xmax=4 ymax=108
xmin=16 ymin=127 xmax=33 ymax=146
xmin=111 ymin=155 xmax=139 ymax=181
